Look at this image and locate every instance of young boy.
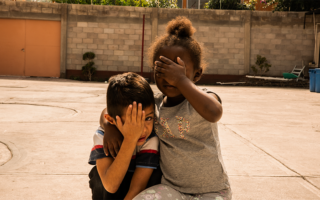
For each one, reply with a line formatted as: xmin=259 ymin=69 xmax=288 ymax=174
xmin=88 ymin=72 xmax=161 ymax=200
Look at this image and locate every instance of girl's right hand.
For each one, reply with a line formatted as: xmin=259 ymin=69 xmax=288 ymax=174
xmin=115 ymin=102 xmax=145 ymax=143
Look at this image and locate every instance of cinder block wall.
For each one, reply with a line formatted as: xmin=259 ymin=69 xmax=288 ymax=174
xmin=0 ymin=0 xmax=318 ymax=78
xmin=157 ymin=9 xmax=246 ymax=75
xmin=250 ymin=12 xmax=315 ymax=76
xmin=67 ymin=5 xmax=152 ymax=73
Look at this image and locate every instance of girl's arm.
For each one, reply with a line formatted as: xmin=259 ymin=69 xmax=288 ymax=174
xmin=100 ymin=108 xmax=123 ymax=158
xmin=155 ymin=56 xmax=223 ymax=123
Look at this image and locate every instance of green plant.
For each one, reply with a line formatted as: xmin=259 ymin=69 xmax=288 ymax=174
xmin=82 ymin=52 xmax=96 ymax=81
xmin=204 ymin=0 xmax=255 ymax=10
xmin=251 ymin=55 xmax=271 ymax=76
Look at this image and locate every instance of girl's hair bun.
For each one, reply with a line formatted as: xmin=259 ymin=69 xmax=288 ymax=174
xmin=166 ymin=16 xmax=196 ymax=38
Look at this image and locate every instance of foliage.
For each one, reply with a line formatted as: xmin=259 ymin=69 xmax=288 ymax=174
xmin=82 ymin=52 xmax=96 ymax=81
xmin=251 ymin=55 xmax=271 ymax=76
xmin=55 ymin=0 xmax=178 ymax=8
xmin=146 ymin=0 xmax=178 ymax=8
xmin=261 ymin=0 xmax=320 ymax=11
xmin=204 ymin=0 xmax=256 ymax=10
xmin=83 ymin=52 xmax=95 ymax=60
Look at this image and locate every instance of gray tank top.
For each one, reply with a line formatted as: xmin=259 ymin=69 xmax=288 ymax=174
xmin=154 ymin=89 xmax=230 ymax=194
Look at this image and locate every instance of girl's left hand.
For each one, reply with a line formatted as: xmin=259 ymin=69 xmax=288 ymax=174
xmin=155 ymin=56 xmax=187 ymax=87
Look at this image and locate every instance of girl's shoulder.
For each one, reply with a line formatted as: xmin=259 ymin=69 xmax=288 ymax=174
xmin=153 ymin=92 xmax=164 ymax=105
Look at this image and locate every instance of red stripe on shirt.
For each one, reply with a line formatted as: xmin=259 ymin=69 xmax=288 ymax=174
xmin=132 ymin=155 xmax=136 ymax=159
xmin=91 ymin=145 xmax=103 ymax=151
xmin=138 ymin=150 xmax=159 ymax=155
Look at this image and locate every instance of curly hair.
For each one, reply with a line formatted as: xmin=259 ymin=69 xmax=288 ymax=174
xmin=148 ymin=16 xmax=205 ymax=71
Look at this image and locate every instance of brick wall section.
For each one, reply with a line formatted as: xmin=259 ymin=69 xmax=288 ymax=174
xmin=66 ymin=5 xmax=152 ymax=73
xmin=157 ymin=9 xmax=246 ymax=75
xmin=250 ymin=12 xmax=316 ymax=76
xmin=0 ymin=1 xmax=318 ymax=77
xmin=0 ymin=1 xmax=62 ymax=14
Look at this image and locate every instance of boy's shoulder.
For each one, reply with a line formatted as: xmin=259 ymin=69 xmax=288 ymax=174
xmin=138 ymin=132 xmax=159 ymax=153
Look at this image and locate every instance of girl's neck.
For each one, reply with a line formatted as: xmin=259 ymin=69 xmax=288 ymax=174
xmin=163 ymin=94 xmax=186 ymax=107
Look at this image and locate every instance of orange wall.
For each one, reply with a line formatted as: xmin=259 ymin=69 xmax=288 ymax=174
xmin=25 ymin=20 xmax=61 ymax=77
xmin=0 ymin=19 xmax=61 ymax=77
xmin=0 ymin=19 xmax=26 ymax=76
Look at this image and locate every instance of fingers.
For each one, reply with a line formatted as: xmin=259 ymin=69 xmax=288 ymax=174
xmin=112 ymin=143 xmax=120 ymax=158
xmin=125 ymin=104 xmax=132 ymax=124
xmin=109 ymin=145 xmax=117 ymax=158
xmin=131 ymin=102 xmax=137 ymax=123
xmin=115 ymin=116 xmax=123 ymax=132
xmin=141 ymin=110 xmax=145 ymax=129
xmin=177 ymin=57 xmax=185 ymax=67
xmin=154 ymin=65 xmax=168 ymax=74
xmin=159 ymin=56 xmax=173 ymax=64
xmin=103 ymin=143 xmax=109 ymax=156
xmin=137 ymin=103 xmax=142 ymax=124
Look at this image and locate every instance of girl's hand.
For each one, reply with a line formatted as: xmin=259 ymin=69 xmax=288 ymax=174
xmin=115 ymin=102 xmax=145 ymax=142
xmin=103 ymin=124 xmax=123 ymax=158
xmin=155 ymin=56 xmax=187 ymax=87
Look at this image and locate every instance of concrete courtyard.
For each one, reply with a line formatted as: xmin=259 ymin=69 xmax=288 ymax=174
xmin=0 ymin=77 xmax=320 ymax=200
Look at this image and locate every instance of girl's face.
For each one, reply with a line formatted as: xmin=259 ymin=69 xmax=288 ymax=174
xmin=154 ymin=46 xmax=201 ymax=98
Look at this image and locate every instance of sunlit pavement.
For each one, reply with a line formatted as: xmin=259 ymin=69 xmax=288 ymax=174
xmin=0 ymin=77 xmax=320 ymax=200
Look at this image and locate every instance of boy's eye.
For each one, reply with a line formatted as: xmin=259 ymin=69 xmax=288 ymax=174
xmin=145 ymin=117 xmax=153 ymax=121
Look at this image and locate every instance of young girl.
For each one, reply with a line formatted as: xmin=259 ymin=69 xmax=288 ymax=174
xmin=104 ymin=16 xmax=231 ymax=200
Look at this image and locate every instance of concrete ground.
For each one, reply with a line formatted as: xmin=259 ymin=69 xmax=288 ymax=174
xmin=0 ymin=77 xmax=320 ymax=200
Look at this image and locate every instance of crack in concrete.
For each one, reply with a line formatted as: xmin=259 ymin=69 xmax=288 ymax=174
xmin=0 ymin=102 xmax=81 ymax=116
xmin=0 ymin=141 xmax=12 ymax=166
xmin=222 ymin=123 xmax=320 ymax=194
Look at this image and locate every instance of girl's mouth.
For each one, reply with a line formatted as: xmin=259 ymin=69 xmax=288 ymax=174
xmin=164 ymin=85 xmax=176 ymax=89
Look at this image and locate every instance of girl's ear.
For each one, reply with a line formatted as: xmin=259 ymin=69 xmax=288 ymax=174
xmin=193 ymin=68 xmax=203 ymax=83
xmin=105 ymin=114 xmax=116 ymax=125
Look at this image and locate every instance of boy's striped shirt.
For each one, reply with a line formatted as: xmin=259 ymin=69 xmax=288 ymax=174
xmin=88 ymin=127 xmax=160 ymax=171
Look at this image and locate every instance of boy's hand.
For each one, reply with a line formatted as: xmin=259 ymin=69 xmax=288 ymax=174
xmin=115 ymin=102 xmax=145 ymax=142
xmin=155 ymin=56 xmax=187 ymax=87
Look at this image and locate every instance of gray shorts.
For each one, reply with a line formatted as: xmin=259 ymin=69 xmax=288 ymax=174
xmin=133 ymin=184 xmax=232 ymax=200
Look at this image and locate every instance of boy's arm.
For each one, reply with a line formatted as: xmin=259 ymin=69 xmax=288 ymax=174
xmin=124 ymin=168 xmax=154 ymax=200
xmin=96 ymin=139 xmax=136 ymax=193
xmin=97 ymin=102 xmax=145 ymax=193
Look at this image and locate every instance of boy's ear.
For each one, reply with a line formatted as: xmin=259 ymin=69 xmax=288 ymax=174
xmin=193 ymin=68 xmax=203 ymax=83
xmin=104 ymin=114 xmax=116 ymax=125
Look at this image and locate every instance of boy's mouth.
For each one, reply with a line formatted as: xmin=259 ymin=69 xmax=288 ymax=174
xmin=138 ymin=136 xmax=146 ymax=142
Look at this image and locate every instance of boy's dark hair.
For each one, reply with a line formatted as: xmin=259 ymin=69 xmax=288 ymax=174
xmin=107 ymin=72 xmax=155 ymax=120
xmin=148 ymin=16 xmax=206 ymax=71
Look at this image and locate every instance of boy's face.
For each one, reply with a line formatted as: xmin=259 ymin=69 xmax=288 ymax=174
xmin=119 ymin=105 xmax=155 ymax=146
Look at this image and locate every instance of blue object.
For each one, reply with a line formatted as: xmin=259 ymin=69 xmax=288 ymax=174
xmin=315 ymin=69 xmax=320 ymax=93
xmin=309 ymin=69 xmax=316 ymax=92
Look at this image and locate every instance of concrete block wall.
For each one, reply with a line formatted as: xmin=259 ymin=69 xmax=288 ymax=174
xmin=0 ymin=1 xmax=318 ymax=78
xmin=157 ymin=9 xmax=246 ymax=75
xmin=0 ymin=1 xmax=63 ymax=16
xmin=66 ymin=5 xmax=152 ymax=73
xmin=250 ymin=12 xmax=316 ymax=76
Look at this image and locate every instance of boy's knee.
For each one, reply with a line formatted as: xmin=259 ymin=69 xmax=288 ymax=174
xmin=89 ymin=166 xmax=105 ymax=199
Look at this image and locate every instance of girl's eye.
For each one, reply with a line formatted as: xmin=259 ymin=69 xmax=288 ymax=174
xmin=145 ymin=117 xmax=153 ymax=121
